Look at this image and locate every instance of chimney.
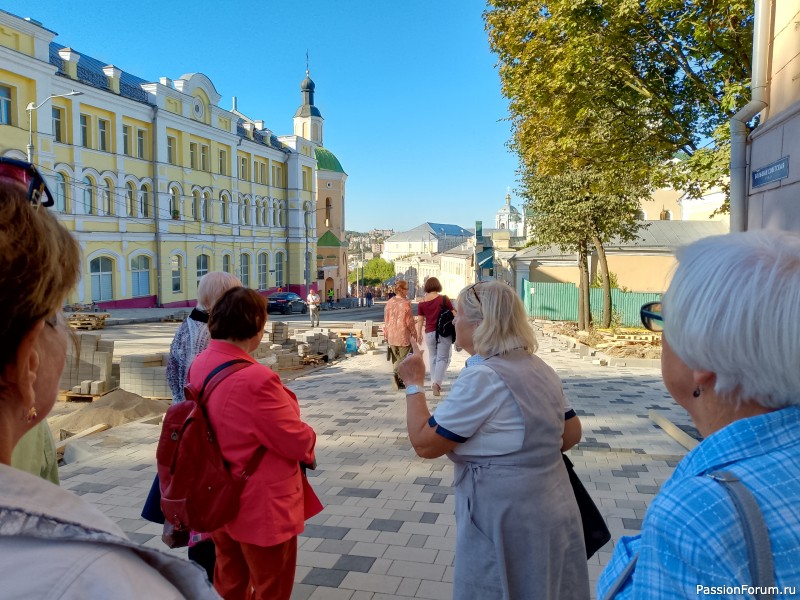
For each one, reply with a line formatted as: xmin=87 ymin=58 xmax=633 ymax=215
xmin=159 ymin=76 xmax=173 ymax=87
xmin=103 ymin=65 xmax=122 ymax=94
xmin=58 ymin=47 xmax=79 ymax=79
xmin=232 ymin=96 xmax=238 ymax=111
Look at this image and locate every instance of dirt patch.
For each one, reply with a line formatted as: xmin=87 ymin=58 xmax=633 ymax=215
xmin=543 ymin=321 xmax=662 ymax=359
xmin=48 ymin=389 xmax=169 ymax=438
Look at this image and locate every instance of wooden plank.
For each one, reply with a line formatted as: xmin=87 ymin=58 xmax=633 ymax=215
xmin=648 ymin=409 xmax=698 ymax=451
xmin=55 ymin=423 xmax=111 ymax=453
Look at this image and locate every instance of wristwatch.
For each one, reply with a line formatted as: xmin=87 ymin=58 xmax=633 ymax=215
xmin=405 ymin=384 xmax=424 ymax=396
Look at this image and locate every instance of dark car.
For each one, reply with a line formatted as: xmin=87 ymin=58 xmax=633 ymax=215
xmin=267 ymin=292 xmax=308 ymax=315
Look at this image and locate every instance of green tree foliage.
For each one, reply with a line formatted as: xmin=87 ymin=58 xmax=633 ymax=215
xmin=348 ymin=258 xmax=395 ymax=287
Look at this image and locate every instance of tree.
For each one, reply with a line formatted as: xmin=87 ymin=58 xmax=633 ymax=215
xmin=348 ymin=258 xmax=395 ymax=287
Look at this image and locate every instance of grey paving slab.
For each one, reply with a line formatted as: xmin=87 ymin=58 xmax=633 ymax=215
xmin=56 ymin=326 xmax=688 ymax=599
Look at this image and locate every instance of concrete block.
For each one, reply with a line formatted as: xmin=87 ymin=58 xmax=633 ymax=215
xmin=80 ymin=380 xmax=92 ymax=394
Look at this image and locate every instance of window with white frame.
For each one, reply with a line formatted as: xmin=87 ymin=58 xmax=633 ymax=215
xmin=55 ymin=172 xmax=68 ymax=212
xmin=102 ymin=179 xmax=113 ymax=215
xmin=239 ymin=156 xmax=248 ymax=180
xmin=167 ymin=136 xmax=177 ymax=165
xmin=137 ymin=129 xmax=145 ymax=159
xmin=202 ymin=192 xmax=210 ymax=222
xmin=90 ymin=256 xmax=114 ymax=302
xmin=220 ymin=192 xmax=229 ymax=223
xmin=200 ymin=144 xmax=209 ymax=171
xmin=240 ymin=253 xmax=250 ymax=287
xmin=0 ymin=85 xmax=11 ymax=125
xmin=83 ymin=176 xmax=94 ymax=214
xmin=275 ymin=252 xmax=284 ymax=288
xmin=169 ymin=188 xmax=179 ymax=217
xmin=218 ymin=149 xmax=227 ymax=175
xmin=139 ymin=185 xmax=150 ymax=218
xmin=196 ymin=254 xmax=209 ymax=286
xmin=222 ymin=254 xmax=231 ymax=273
xmin=126 ymin=182 xmax=136 ymax=217
xmin=131 ymin=255 xmax=151 ymax=297
xmin=52 ymin=107 xmax=64 ymax=143
xmin=171 ymin=255 xmax=182 ymax=292
xmin=98 ymin=119 xmax=109 ymax=152
xmin=241 ymin=198 xmax=250 ymax=225
xmin=123 ymin=125 xmax=131 ymax=155
xmin=80 ymin=114 xmax=90 ymax=148
xmin=258 ymin=253 xmax=267 ymax=290
xmin=192 ymin=190 xmax=200 ymax=221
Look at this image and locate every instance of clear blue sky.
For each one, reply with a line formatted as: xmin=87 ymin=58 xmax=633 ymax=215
xmin=13 ymin=0 xmax=521 ymax=233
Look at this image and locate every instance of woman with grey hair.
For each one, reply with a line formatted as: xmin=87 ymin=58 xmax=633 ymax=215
xmin=166 ymin=271 xmax=242 ymax=402
xmin=598 ymin=230 xmax=800 ymax=598
xmin=399 ymin=280 xmax=589 ymax=599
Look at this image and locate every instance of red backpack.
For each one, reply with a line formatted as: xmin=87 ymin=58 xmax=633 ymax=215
xmin=157 ymin=359 xmax=266 ymax=533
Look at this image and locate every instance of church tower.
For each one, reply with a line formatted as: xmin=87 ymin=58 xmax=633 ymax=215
xmin=293 ymin=70 xmax=324 ymax=144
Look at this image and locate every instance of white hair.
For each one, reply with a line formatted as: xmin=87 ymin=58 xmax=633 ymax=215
xmin=664 ymin=230 xmax=800 ymax=409
xmin=196 ymin=272 xmax=242 ymax=311
xmin=457 ymin=280 xmax=538 ymax=356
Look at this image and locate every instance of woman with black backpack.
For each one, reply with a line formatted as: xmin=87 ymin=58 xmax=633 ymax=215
xmin=415 ymin=277 xmax=455 ymax=396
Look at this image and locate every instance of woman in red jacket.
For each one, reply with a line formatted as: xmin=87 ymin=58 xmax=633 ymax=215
xmin=189 ymin=287 xmax=322 ymax=600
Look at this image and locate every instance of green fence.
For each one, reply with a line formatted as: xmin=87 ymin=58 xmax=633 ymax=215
xmin=522 ymin=281 xmax=661 ymax=327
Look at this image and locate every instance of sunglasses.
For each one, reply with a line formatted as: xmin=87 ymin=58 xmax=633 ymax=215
xmin=0 ymin=157 xmax=54 ymax=207
xmin=466 ymin=282 xmax=483 ymax=306
xmin=640 ymin=301 xmax=663 ymax=332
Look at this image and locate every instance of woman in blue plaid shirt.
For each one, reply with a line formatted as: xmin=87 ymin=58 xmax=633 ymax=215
xmin=598 ymin=230 xmax=800 ymax=599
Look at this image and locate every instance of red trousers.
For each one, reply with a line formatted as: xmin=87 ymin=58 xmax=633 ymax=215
xmin=211 ymin=530 xmax=297 ymax=600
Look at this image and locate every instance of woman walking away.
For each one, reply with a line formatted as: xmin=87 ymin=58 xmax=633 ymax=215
xmin=190 ymin=287 xmax=322 ymax=600
xmin=598 ymin=231 xmax=800 ymax=599
xmin=415 ymin=277 xmax=454 ymax=396
xmin=0 ymin=159 xmax=216 ymax=598
xmin=400 ymin=280 xmax=590 ymax=599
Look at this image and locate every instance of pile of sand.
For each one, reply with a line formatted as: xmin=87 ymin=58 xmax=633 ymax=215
xmin=49 ymin=389 xmax=169 ymax=436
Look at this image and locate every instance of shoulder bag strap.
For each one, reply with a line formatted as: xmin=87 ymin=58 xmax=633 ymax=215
xmin=199 ymin=359 xmax=252 ymax=401
xmin=602 ymin=554 xmax=639 ymax=600
xmin=709 ymin=470 xmax=775 ymax=599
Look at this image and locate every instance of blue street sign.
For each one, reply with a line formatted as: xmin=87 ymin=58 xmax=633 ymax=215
xmin=752 ymin=156 xmax=789 ymax=188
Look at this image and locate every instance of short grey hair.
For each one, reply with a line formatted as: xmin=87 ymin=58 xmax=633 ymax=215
xmin=197 ymin=272 xmax=242 ymax=311
xmin=457 ymin=280 xmax=538 ymax=356
xmin=664 ymin=230 xmax=800 ymax=409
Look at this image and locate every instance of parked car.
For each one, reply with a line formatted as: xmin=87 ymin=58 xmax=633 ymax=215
xmin=267 ymin=292 xmax=308 ymax=314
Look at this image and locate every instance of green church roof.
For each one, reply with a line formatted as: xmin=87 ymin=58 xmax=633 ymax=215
xmin=315 ymin=146 xmax=345 ymax=174
xmin=317 ymin=230 xmax=342 ymax=247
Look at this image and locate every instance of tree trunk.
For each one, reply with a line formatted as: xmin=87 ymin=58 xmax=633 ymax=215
xmin=577 ymin=243 xmax=592 ymax=330
xmin=592 ymin=234 xmax=612 ymax=328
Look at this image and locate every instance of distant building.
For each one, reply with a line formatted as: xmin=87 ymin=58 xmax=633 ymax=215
xmin=495 ymin=193 xmax=526 ymax=237
xmin=382 ymin=222 xmax=472 ymax=262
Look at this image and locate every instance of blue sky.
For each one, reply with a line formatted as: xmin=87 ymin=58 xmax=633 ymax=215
xmin=14 ymin=0 xmax=521 ymax=233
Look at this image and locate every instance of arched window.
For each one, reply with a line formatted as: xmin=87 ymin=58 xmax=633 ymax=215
xmin=275 ymin=252 xmax=284 ymax=288
xmin=126 ymin=182 xmax=137 ymax=217
xmin=222 ymin=254 xmax=231 ymax=273
xmin=171 ymin=255 xmax=182 ymax=293
xmin=102 ymin=179 xmax=114 ymax=216
xmin=240 ymin=253 xmax=250 ymax=287
xmin=220 ymin=192 xmax=229 ymax=224
xmin=257 ymin=253 xmax=267 ymax=290
xmin=55 ymin=172 xmax=68 ymax=212
xmin=325 ymin=198 xmax=332 ymax=227
xmin=139 ymin=184 xmax=150 ymax=218
xmin=196 ymin=253 xmax=209 ymax=286
xmin=169 ymin=187 xmax=180 ymax=218
xmin=241 ymin=198 xmax=250 ymax=225
xmin=255 ymin=199 xmax=262 ymax=226
xmin=192 ymin=190 xmax=201 ymax=221
xmin=202 ymin=191 xmax=211 ymax=222
xmin=89 ymin=256 xmax=113 ymax=302
xmin=131 ymin=255 xmax=151 ymax=296
xmin=261 ymin=203 xmax=268 ymax=227
xmin=82 ymin=176 xmax=94 ymax=214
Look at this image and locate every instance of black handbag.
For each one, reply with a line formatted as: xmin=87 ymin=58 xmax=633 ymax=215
xmin=563 ymin=453 xmax=611 ymax=559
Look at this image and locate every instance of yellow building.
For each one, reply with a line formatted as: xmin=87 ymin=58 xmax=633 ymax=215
xmin=0 ymin=10 xmax=347 ymax=307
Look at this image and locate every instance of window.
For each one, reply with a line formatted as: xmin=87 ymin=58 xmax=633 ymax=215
xmin=80 ymin=114 xmax=90 ymax=148
xmin=241 ymin=198 xmax=250 ymax=225
xmin=52 ymin=107 xmax=63 ymax=143
xmin=123 ymin=125 xmax=131 ymax=155
xmin=126 ymin=182 xmax=136 ymax=216
xmin=218 ymin=149 xmax=227 ymax=175
xmin=55 ymin=172 xmax=68 ymax=212
xmin=255 ymin=200 xmax=262 ymax=226
xmin=192 ymin=190 xmax=200 ymax=221
xmin=137 ymin=129 xmax=145 ymax=159
xmin=275 ymin=253 xmax=284 ymax=288
xmin=167 ymin=136 xmax=177 ymax=165
xmin=202 ymin=192 xmax=210 ymax=222
xmin=239 ymin=156 xmax=248 ymax=180
xmin=240 ymin=254 xmax=250 ymax=287
xmin=325 ymin=198 xmax=332 ymax=227
xmin=0 ymin=86 xmax=11 ymax=125
xmin=90 ymin=257 xmax=113 ymax=302
xmin=189 ymin=142 xmax=197 ymax=169
xmin=302 ymin=170 xmax=308 ymax=191
xmin=257 ymin=253 xmax=267 ymax=290
xmin=171 ymin=255 xmax=182 ymax=293
xmin=139 ymin=185 xmax=150 ymax=217
xmin=259 ymin=162 xmax=266 ymax=184
xmin=222 ymin=254 xmax=231 ymax=274
xmin=82 ymin=176 xmax=94 ymax=214
xmin=169 ymin=188 xmax=179 ymax=217
xmin=220 ymin=193 xmax=229 ymax=223
xmin=200 ymin=145 xmax=209 ymax=171
xmin=98 ymin=119 xmax=109 ymax=152
xmin=102 ymin=179 xmax=113 ymax=215
xmin=196 ymin=254 xmax=209 ymax=285
xmin=131 ymin=255 xmax=151 ymax=297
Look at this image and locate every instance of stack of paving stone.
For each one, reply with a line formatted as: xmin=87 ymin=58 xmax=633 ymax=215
xmin=251 ymin=340 xmax=302 ymax=370
xmin=119 ymin=353 xmax=171 ymax=398
xmin=294 ymin=330 xmax=341 ymax=358
xmin=263 ymin=321 xmax=289 ymax=344
xmin=60 ymin=333 xmax=115 ymax=396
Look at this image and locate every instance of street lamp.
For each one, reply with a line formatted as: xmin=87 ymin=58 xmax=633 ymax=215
xmin=26 ymin=90 xmax=83 ymax=163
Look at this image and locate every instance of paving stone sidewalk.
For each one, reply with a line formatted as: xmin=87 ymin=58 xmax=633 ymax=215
xmin=57 ymin=331 xmax=689 ymax=599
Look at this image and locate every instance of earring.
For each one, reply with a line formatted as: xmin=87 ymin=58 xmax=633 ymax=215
xmin=25 ymin=406 xmax=38 ymax=423
xmin=692 ymin=387 xmax=701 ymax=398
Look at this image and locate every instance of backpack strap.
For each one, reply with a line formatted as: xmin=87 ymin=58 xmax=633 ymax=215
xmin=708 ymin=471 xmax=775 ymax=598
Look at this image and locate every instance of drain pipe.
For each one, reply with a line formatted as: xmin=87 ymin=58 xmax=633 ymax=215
xmin=729 ymin=0 xmax=771 ymax=232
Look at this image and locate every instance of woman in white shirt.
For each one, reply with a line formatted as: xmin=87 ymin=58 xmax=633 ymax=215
xmin=399 ymin=280 xmax=589 ymax=600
